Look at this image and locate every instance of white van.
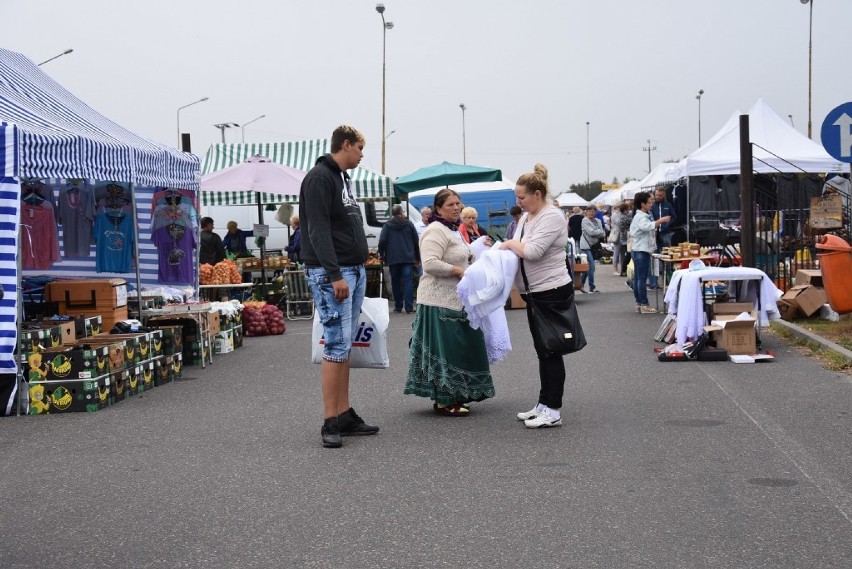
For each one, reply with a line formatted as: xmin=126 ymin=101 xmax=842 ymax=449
xmin=201 ymin=199 xmax=421 ymax=254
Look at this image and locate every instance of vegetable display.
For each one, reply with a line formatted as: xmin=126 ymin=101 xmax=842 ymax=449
xmin=243 ymin=305 xmax=286 ymax=336
xmin=199 ymin=260 xmax=243 ymax=285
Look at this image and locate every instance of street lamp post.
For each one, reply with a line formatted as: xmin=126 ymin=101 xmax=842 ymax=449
xmin=376 ymin=3 xmax=394 ymax=175
xmin=696 ymin=89 xmax=704 ymax=147
xmin=214 ymin=123 xmax=240 ymax=144
xmin=176 ymin=97 xmax=210 ymax=147
xmin=801 ymin=0 xmax=814 ymax=139
xmin=241 ymin=115 xmax=266 ymax=142
xmin=585 ymin=121 xmax=590 ymax=190
xmin=459 ymin=104 xmax=467 ymax=164
xmin=37 ymin=48 xmax=73 ymax=66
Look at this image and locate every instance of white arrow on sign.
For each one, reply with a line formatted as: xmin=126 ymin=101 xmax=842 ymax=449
xmin=832 ymin=112 xmax=852 ymax=158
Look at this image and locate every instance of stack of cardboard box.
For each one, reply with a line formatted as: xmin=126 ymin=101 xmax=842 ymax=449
xmin=777 ymin=269 xmax=827 ymax=321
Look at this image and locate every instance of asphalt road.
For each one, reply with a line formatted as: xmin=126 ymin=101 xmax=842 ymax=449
xmin=2 ymin=268 xmax=851 ymax=568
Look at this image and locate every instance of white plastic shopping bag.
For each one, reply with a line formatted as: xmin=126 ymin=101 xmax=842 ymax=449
xmin=311 ymin=297 xmax=390 ymax=369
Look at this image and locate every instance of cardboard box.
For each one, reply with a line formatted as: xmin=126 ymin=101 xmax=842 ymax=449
xmin=705 ymin=313 xmax=757 ymax=356
xmin=777 ymin=299 xmax=799 ymax=321
xmin=152 ymin=355 xmax=173 ymax=386
xmin=795 ymin=269 xmax=824 ymax=288
xmin=214 ymin=329 xmax=234 ymax=354
xmin=233 ymin=325 xmax=243 ymax=349
xmin=27 ymin=375 xmax=110 ymax=414
xmin=207 ymin=310 xmax=221 ymax=335
xmin=23 ymin=345 xmax=112 ymax=382
xmin=110 ymin=370 xmax=130 ymax=404
xmin=127 ymin=361 xmax=154 ymax=394
xmin=47 ymin=278 xmax=128 ymax=310
xmin=40 ymin=320 xmax=77 ymax=345
xmin=508 ymin=287 xmax=526 ymax=310
xmin=712 ymin=302 xmax=755 ymax=318
xmin=782 ymin=284 xmax=827 ymax=317
xmin=172 ymin=352 xmax=183 ymax=379
xmin=151 ymin=325 xmax=183 ymax=356
xmin=76 ymin=338 xmax=126 ymax=372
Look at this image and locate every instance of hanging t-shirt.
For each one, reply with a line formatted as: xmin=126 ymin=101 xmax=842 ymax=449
xmin=94 ymin=210 xmax=135 ymax=273
xmin=151 ymin=202 xmax=194 ymax=233
xmin=56 ymin=185 xmax=96 ymax=258
xmin=21 ymin=202 xmax=61 ymax=270
xmin=151 ymin=223 xmax=196 ymax=284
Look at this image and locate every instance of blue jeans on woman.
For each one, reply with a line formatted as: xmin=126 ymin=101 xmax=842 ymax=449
xmin=632 ymin=251 xmax=651 ymax=306
xmin=580 ymin=248 xmax=596 ymax=292
xmin=389 ymin=263 xmax=414 ymax=312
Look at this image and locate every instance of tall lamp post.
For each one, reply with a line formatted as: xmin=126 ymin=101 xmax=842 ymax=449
xmin=241 ymin=114 xmax=266 ymax=142
xmin=585 ymin=121 xmax=590 ymax=190
xmin=696 ymin=89 xmax=704 ymax=147
xmin=376 ymin=3 xmax=394 ymax=174
xmin=459 ymin=104 xmax=467 ymax=164
xmin=176 ymin=97 xmax=209 ymax=147
xmin=214 ymin=122 xmax=240 ymax=144
xmin=801 ymin=0 xmax=814 ymax=139
xmin=37 ymin=48 xmax=73 ymax=66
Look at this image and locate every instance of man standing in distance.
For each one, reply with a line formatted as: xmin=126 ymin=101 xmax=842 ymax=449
xmin=300 ymin=125 xmax=379 ymax=448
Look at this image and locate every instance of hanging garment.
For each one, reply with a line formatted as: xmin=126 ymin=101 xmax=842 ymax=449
xmin=151 ymin=223 xmax=197 ymax=284
xmin=56 ymin=184 xmax=96 ymax=258
xmin=775 ymin=173 xmax=800 ymax=210
xmin=150 ymin=202 xmax=194 ymax=233
xmin=21 ymin=202 xmax=61 ymax=270
xmin=688 ymin=176 xmax=719 ymax=214
xmin=94 ymin=209 xmax=135 ymax=273
xmin=719 ymin=175 xmax=741 ymax=214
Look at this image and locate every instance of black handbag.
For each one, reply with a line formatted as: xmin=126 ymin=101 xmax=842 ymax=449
xmin=519 ymin=258 xmax=587 ymax=355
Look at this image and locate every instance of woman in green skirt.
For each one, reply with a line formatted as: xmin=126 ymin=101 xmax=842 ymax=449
xmin=404 ymin=188 xmax=494 ymax=416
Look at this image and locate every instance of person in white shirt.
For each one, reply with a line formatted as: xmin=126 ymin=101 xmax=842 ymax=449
xmin=413 ymin=206 xmax=431 ymax=237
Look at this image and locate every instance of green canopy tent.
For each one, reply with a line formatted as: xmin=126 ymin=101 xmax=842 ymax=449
xmin=393 ymin=161 xmax=502 ymax=198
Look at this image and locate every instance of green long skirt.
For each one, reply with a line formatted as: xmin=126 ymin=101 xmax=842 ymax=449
xmin=404 ymin=305 xmax=495 ymax=405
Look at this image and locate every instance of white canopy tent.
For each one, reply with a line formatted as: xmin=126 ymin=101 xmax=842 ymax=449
xmin=638 ymin=163 xmax=682 ymax=190
xmin=588 ymin=188 xmax=623 ymax=207
xmin=618 ymin=180 xmax=643 ymax=200
xmin=667 ymin=99 xmax=845 ymax=179
xmin=555 ymin=192 xmax=590 ymax=208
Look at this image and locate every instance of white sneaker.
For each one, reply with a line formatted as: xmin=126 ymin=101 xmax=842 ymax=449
xmin=516 ymin=406 xmax=543 ymax=421
xmin=524 ymin=410 xmax=562 ymax=428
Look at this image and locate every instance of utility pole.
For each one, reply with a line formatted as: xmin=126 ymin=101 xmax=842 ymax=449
xmin=642 ymin=139 xmax=657 ymax=173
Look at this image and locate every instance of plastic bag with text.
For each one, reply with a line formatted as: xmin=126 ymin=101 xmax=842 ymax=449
xmin=311 ymin=297 xmax=390 ymax=368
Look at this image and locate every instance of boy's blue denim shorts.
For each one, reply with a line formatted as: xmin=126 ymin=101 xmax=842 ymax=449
xmin=305 ymin=265 xmax=366 ymax=362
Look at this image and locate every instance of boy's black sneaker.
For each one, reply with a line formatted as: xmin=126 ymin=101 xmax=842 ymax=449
xmin=338 ymin=408 xmax=380 ymax=436
xmin=321 ymin=417 xmax=342 ymax=448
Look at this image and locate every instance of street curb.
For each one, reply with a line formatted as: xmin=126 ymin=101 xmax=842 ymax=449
xmin=772 ymin=319 xmax=852 ymax=363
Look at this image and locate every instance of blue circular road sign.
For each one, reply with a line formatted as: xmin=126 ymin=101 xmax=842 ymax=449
xmin=820 ymin=102 xmax=852 ymax=163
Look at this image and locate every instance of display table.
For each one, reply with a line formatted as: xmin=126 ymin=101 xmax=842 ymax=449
xmin=663 ymin=266 xmax=782 ymax=346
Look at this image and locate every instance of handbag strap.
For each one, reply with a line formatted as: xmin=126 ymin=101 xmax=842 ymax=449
xmin=519 ymin=224 xmax=531 ymax=294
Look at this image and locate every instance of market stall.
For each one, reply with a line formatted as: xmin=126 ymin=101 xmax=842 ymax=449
xmin=0 ymin=48 xmax=199 ymax=414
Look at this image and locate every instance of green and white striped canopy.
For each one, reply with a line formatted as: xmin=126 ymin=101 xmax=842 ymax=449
xmin=199 ymin=139 xmax=394 ymax=206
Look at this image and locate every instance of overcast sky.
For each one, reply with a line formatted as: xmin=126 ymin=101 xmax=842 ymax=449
xmin=4 ymin=0 xmax=850 ymax=192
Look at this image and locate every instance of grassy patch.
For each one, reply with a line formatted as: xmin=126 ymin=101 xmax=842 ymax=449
xmin=770 ymin=322 xmax=852 ymax=374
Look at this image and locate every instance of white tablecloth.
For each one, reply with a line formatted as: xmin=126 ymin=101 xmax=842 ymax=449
xmin=664 ymin=266 xmax=782 ymax=345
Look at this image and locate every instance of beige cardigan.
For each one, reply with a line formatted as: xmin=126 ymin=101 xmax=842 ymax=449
xmin=416 ymin=222 xmax=472 ymax=310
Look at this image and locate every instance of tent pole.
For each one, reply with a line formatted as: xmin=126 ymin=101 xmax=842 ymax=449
xmin=15 ymin=203 xmax=23 ymax=416
xmin=257 ymin=193 xmax=267 ymax=298
xmin=128 ymin=183 xmax=144 ymax=319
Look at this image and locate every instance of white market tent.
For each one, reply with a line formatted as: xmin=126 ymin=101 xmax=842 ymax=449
xmin=200 ymin=141 xmax=393 ymax=205
xmin=555 ymin=192 xmax=590 ymax=208
xmin=618 ymin=180 xmax=643 ymax=200
xmin=666 ymin=98 xmax=845 ymax=179
xmin=637 ymin=163 xmax=682 ymax=190
xmin=588 ymin=189 xmax=623 ymax=206
xmin=0 ymin=48 xmax=199 ymax=402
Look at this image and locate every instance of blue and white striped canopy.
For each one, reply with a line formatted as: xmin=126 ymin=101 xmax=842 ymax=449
xmin=0 ymin=48 xmax=198 ymax=189
xmin=200 ymin=140 xmax=393 ymax=205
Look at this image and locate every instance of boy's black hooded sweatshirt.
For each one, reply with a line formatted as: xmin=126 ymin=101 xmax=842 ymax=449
xmin=298 ymin=154 xmax=369 ymax=282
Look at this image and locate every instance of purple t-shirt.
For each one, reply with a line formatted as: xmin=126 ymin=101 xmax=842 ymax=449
xmin=152 ymin=224 xmax=197 ymax=284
